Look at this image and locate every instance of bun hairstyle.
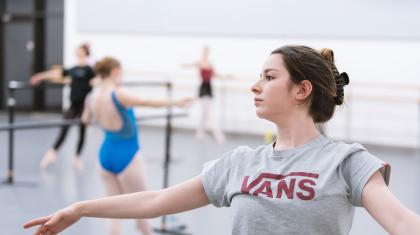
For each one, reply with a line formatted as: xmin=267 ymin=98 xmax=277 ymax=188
xmin=271 ymin=45 xmax=350 ymax=123
xmin=94 ymin=57 xmax=121 ymax=78
xmin=79 ymin=43 xmax=90 ymax=56
xmin=319 ymin=48 xmax=349 ymax=105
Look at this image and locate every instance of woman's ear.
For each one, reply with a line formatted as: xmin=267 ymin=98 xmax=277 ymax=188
xmin=295 ymin=80 xmax=312 ymax=101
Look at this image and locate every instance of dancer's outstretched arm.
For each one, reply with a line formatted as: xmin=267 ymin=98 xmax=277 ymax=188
xmin=116 ymin=88 xmax=192 ymax=108
xmin=30 ymin=66 xmax=69 ymax=85
xmin=363 ymin=171 xmax=420 ymax=235
xmin=24 ymin=176 xmax=209 ymax=235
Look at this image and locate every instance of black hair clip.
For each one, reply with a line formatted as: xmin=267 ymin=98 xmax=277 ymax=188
xmin=338 ymin=72 xmax=349 ymax=86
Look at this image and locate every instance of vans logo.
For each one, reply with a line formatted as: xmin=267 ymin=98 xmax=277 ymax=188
xmin=241 ymin=172 xmax=319 ymax=200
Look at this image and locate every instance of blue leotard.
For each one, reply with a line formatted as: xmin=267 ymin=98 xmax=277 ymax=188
xmin=99 ymin=91 xmax=140 ymax=174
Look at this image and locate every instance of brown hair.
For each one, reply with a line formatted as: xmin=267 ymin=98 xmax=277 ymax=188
xmin=271 ymin=45 xmax=349 ymax=123
xmin=94 ymin=57 xmax=121 ymax=78
xmin=79 ymin=43 xmax=90 ymax=56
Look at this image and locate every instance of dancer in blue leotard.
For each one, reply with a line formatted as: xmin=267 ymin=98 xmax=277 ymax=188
xmin=82 ymin=57 xmax=191 ymax=235
xmin=99 ymin=91 xmax=139 ymax=174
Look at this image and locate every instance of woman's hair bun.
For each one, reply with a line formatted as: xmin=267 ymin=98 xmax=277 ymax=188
xmin=319 ymin=48 xmax=349 ymax=105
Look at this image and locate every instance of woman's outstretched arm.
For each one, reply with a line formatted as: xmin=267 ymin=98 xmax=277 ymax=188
xmin=30 ymin=66 xmax=68 ymax=85
xmin=363 ymin=171 xmax=420 ymax=234
xmin=23 ymin=176 xmax=209 ymax=234
xmin=179 ymin=61 xmax=199 ymax=69
xmin=115 ymin=88 xmax=192 ymax=108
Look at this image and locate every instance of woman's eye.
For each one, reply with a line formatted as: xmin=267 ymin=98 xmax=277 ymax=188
xmin=265 ymin=75 xmax=274 ymax=81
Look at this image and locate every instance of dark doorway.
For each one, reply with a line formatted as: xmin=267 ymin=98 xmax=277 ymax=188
xmin=0 ymin=0 xmax=64 ymax=111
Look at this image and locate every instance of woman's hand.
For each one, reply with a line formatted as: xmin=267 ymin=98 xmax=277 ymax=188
xmin=29 ymin=74 xmax=43 ymax=86
xmin=23 ymin=205 xmax=81 ymax=235
xmin=174 ymin=98 xmax=194 ymax=108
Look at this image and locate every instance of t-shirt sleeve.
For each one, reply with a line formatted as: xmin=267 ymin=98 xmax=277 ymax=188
xmin=62 ymin=68 xmax=70 ymax=76
xmin=201 ymin=150 xmax=235 ymax=208
xmin=340 ymin=148 xmax=391 ymax=207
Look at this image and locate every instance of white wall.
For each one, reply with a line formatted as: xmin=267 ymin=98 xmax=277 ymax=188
xmin=64 ymin=0 xmax=420 ymax=148
xmin=76 ymin=0 xmax=420 ymax=39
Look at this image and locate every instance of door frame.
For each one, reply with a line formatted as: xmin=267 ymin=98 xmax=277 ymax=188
xmin=0 ymin=1 xmax=5 ymax=110
xmin=0 ymin=0 xmax=63 ymax=111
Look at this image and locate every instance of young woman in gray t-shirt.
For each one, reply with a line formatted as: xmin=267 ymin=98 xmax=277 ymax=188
xmin=24 ymin=45 xmax=420 ymax=235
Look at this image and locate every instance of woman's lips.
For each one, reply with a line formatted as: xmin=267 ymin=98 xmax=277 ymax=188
xmin=254 ymin=98 xmax=263 ymax=105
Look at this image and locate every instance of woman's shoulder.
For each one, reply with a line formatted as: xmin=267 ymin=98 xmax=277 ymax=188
xmin=320 ymin=138 xmax=377 ymax=165
xmin=323 ymin=138 xmax=367 ymax=153
xmin=113 ymin=87 xmax=130 ymax=100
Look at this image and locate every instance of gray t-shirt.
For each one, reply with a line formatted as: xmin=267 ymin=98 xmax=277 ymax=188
xmin=201 ymin=135 xmax=390 ymax=235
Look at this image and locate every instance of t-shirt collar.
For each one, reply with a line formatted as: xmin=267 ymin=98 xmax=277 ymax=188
xmin=270 ymin=134 xmax=328 ymax=157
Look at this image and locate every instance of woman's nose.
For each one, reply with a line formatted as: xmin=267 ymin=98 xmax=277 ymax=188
xmin=251 ymin=81 xmax=262 ymax=94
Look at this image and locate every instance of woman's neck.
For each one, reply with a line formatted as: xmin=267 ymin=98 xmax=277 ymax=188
xmin=100 ymin=79 xmax=115 ymax=88
xmin=273 ymin=114 xmax=320 ymax=150
xmin=77 ymin=58 xmax=89 ymax=66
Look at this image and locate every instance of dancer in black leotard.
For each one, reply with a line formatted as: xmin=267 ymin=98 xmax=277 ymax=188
xmin=30 ymin=43 xmax=96 ymax=171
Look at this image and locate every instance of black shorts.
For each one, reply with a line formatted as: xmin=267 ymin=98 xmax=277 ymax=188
xmin=199 ymin=82 xmax=212 ymax=98
xmin=63 ymin=102 xmax=84 ymax=119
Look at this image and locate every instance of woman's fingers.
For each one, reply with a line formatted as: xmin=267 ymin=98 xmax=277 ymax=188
xmin=44 ymin=213 xmax=62 ymax=227
xmin=33 ymin=224 xmax=48 ymax=235
xmin=23 ymin=215 xmax=53 ymax=229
